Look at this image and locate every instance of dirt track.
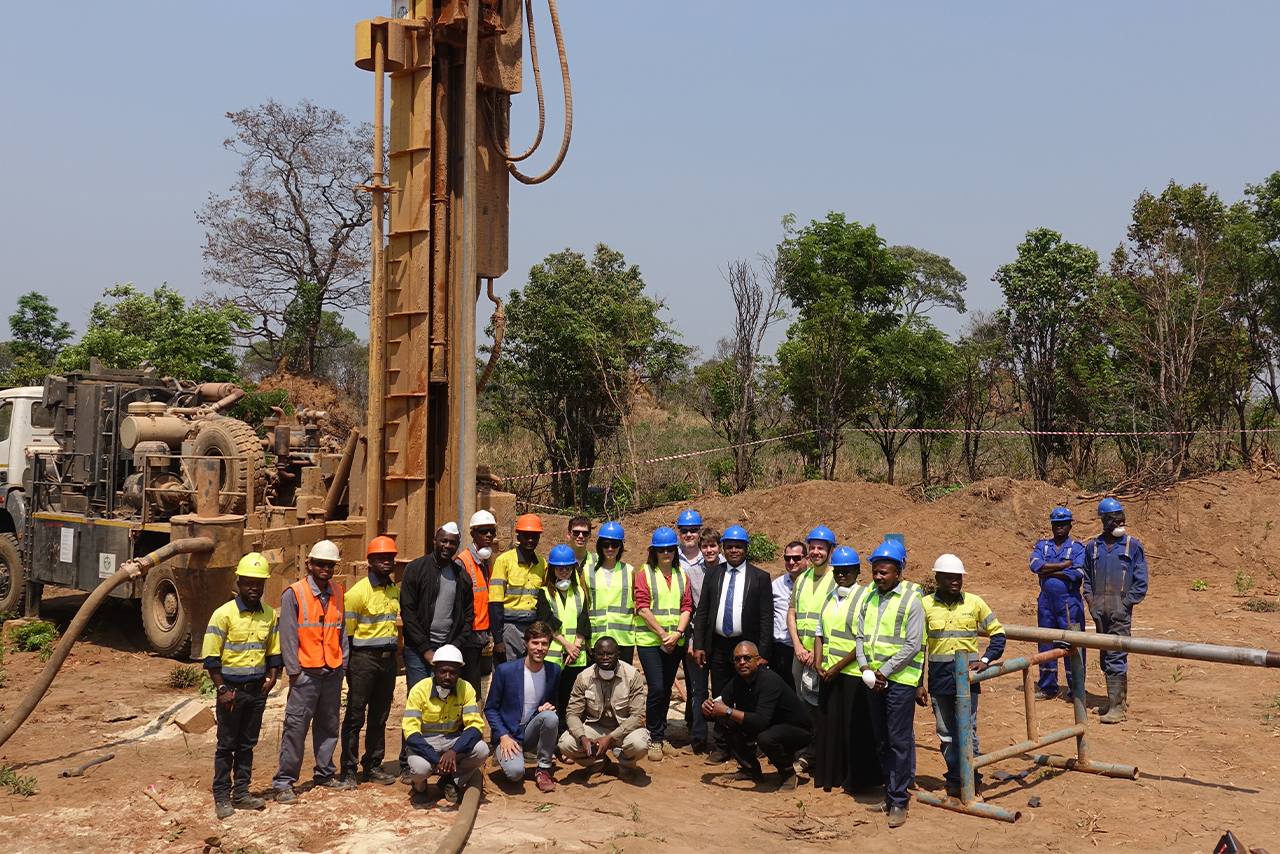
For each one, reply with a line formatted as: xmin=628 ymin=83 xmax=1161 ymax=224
xmin=1 ymin=471 xmax=1278 ymax=853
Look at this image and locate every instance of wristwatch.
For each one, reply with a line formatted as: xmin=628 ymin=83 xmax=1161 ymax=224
xmin=217 ymin=684 xmax=233 ymax=695
xmin=979 ymin=657 xmax=990 ymax=666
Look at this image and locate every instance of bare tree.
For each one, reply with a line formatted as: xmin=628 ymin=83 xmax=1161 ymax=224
xmin=692 ymin=256 xmax=787 ymax=492
xmin=198 ymin=99 xmax=374 ymax=374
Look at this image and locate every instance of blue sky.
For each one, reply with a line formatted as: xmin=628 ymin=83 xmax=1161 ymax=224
xmin=2 ymin=1 xmax=1277 ymax=357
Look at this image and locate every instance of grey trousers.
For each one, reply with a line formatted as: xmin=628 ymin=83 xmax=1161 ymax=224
xmin=503 ymin=620 xmax=532 ymax=662
xmin=558 ymin=723 xmax=650 ymax=766
xmin=406 ymin=735 xmax=491 ymax=787
xmin=273 ymin=667 xmax=344 ymax=791
xmin=498 ymin=709 xmax=559 ymax=780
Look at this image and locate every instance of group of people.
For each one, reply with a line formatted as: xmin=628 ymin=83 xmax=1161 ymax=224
xmin=200 ymin=499 xmax=1148 ymax=830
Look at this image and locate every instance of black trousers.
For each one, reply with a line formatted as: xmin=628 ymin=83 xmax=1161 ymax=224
xmin=769 ymin=643 xmax=796 ymax=691
xmin=723 ymin=719 xmax=810 ymax=777
xmin=866 ymin=681 xmax=917 ymax=809
xmin=340 ymin=648 xmax=398 ymax=777
xmin=708 ymin=634 xmax=743 ymax=750
xmin=212 ymin=682 xmax=268 ymax=802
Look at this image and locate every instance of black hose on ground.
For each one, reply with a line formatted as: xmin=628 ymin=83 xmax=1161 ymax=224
xmin=0 ymin=537 xmax=215 ymax=749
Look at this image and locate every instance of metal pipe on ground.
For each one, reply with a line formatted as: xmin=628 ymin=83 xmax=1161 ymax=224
xmin=1002 ymin=625 xmax=1280 ymax=668
xmin=0 ymin=537 xmax=215 ymax=749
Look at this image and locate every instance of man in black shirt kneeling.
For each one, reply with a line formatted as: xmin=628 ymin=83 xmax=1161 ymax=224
xmin=702 ymin=640 xmax=813 ymax=790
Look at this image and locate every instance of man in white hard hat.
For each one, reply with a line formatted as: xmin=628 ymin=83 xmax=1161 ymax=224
xmin=274 ymin=540 xmax=353 ymax=804
xmin=917 ymin=554 xmax=1005 ymax=800
xmin=402 ymin=643 xmax=490 ymax=805
xmin=458 ymin=510 xmax=499 ymax=692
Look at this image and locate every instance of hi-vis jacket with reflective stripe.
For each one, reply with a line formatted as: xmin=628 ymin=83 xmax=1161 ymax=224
xmin=818 ymin=584 xmax=870 ymax=675
xmin=921 ymin=591 xmax=1006 ymax=695
xmin=491 ymin=549 xmax=548 ymax=619
xmin=791 ymin=567 xmax=837 ymax=651
xmin=586 ymin=561 xmax=637 ymax=645
xmin=344 ymin=574 xmax=401 ymax=650
xmin=635 ymin=564 xmax=690 ymax=647
xmin=402 ymin=677 xmax=484 ymax=761
xmin=856 ymin=580 xmax=926 ymax=687
xmin=290 ymin=579 xmax=345 ymax=669
xmin=202 ymin=598 xmax=283 ymax=683
xmin=546 ymin=587 xmax=587 ymax=667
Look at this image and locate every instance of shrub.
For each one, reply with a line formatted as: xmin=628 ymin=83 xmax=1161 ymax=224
xmin=1191 ymin=579 xmax=1208 ymax=591
xmin=1242 ymin=598 xmax=1279 ymax=613
xmin=0 ymin=764 xmax=37 ymax=797
xmin=747 ymin=532 xmax=780 ymax=564
xmin=168 ymin=664 xmax=203 ymax=689
xmin=10 ymin=621 xmax=57 ymax=660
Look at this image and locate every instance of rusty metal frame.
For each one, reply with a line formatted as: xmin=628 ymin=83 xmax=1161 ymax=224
xmin=915 ymin=643 xmax=1138 ymax=823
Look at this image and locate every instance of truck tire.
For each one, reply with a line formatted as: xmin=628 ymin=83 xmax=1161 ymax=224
xmin=141 ymin=565 xmax=191 ymax=658
xmin=0 ymin=533 xmax=22 ymax=615
xmin=188 ymin=418 xmax=266 ymax=514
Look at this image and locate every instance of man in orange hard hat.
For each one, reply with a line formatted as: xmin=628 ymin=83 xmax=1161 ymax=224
xmin=338 ymin=536 xmax=402 ymax=786
xmin=491 ymin=514 xmax=548 ymax=662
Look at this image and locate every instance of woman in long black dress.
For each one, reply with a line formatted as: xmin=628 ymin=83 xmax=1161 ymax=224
xmin=811 ymin=547 xmax=883 ymax=792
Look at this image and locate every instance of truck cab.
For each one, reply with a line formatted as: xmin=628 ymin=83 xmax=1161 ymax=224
xmin=0 ymin=386 xmax=57 ymax=613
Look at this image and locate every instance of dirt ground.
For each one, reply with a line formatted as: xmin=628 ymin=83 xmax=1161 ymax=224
xmin=1 ymin=470 xmax=1278 ymax=854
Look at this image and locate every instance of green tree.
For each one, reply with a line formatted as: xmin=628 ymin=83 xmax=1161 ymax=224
xmin=951 ymin=311 xmax=1007 ymax=481
xmin=1107 ymin=182 xmax=1242 ymax=476
xmin=776 ymin=212 xmax=910 ymax=478
xmin=198 ymin=100 xmax=374 ymax=374
xmin=490 ymin=245 xmax=688 ymax=508
xmin=858 ymin=321 xmax=954 ymax=485
xmin=57 ymin=284 xmax=245 ymax=382
xmin=889 ymin=245 xmax=968 ymax=321
xmin=1237 ymin=172 xmax=1280 ymax=419
xmin=994 ymin=228 xmax=1100 ymax=480
xmin=2 ymin=293 xmax=74 ymax=385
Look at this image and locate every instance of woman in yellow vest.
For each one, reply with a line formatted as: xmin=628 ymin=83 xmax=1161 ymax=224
xmin=583 ymin=521 xmax=637 ymax=664
xmin=634 ymin=526 xmax=694 ymax=763
xmin=535 ymin=544 xmax=591 ymax=726
xmin=811 ymin=547 xmax=882 ymax=794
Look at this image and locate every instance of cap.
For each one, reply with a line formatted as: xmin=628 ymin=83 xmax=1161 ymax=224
xmin=439 ymin=521 xmax=460 ymax=536
xmin=548 ymin=544 xmax=578 ymax=566
xmin=677 ymin=510 xmax=703 ymax=528
xmin=469 ymin=510 xmax=496 ymax=529
xmin=830 ymin=546 xmax=861 ymax=568
xmin=515 ymin=514 xmax=544 ymax=533
xmin=931 ymin=553 xmax=965 ymax=575
xmin=236 ymin=553 xmax=271 ymax=579
xmin=722 ymin=525 xmax=749 ymax=543
xmin=806 ymin=526 xmax=836 ymax=545
xmin=367 ymin=535 xmax=398 ymax=556
xmin=308 ymin=540 xmax=341 ymax=562
xmin=1049 ymin=507 xmax=1074 ymax=522
xmin=650 ymin=527 xmax=679 ymax=548
xmin=433 ymin=644 xmax=464 ymax=666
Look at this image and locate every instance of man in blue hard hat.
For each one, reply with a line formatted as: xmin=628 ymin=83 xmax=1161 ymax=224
xmin=676 ymin=509 xmax=710 ymax=753
xmin=1030 ymin=507 xmax=1086 ymax=700
xmin=693 ymin=525 xmax=774 ymax=764
xmin=1083 ymin=498 xmax=1147 ymax=724
xmin=786 ymin=525 xmax=838 ymax=773
xmin=856 ymin=539 xmax=927 ymax=829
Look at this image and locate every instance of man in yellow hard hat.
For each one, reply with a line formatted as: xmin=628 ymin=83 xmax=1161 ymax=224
xmin=491 ymin=514 xmax=548 ymax=662
xmin=202 ymin=553 xmax=282 ymax=821
xmin=339 ymin=536 xmax=402 ymax=786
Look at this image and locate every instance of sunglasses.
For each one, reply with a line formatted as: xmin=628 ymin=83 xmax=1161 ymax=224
xmin=599 ymin=540 xmax=622 ymax=548
xmin=569 ymin=529 xmax=591 ymax=538
xmin=678 ymin=527 xmax=701 ymax=534
xmin=732 ymin=654 xmax=755 ymax=662
xmin=784 ymin=555 xmax=806 ymax=563
xmin=655 ymin=546 xmax=677 ymax=552
xmin=472 ymin=527 xmax=496 ymax=536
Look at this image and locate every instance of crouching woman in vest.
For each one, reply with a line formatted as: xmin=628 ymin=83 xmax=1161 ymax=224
xmin=402 ymin=644 xmax=490 ymax=805
xmin=536 ymin=545 xmax=591 ymax=727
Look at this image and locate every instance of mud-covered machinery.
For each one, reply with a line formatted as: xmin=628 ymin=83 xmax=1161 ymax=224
xmin=22 ymin=360 xmax=349 ymax=655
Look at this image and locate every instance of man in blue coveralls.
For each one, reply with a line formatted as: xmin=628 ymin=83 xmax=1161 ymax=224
xmin=1029 ymin=507 xmax=1086 ymax=700
xmin=1082 ymin=498 xmax=1148 ymax=724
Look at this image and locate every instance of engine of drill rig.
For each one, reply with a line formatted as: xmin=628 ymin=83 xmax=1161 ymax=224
xmin=32 ymin=361 xmax=334 ymax=523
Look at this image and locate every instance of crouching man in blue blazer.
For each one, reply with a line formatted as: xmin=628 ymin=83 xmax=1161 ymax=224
xmin=485 ymin=621 xmax=562 ymax=792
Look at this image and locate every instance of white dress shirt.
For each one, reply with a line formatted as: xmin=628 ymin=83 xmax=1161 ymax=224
xmin=714 ymin=561 xmax=747 ymax=638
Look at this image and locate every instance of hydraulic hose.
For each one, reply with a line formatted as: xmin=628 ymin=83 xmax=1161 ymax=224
xmin=506 ymin=0 xmax=571 ymax=185
xmin=477 ymin=278 xmax=506 ymax=394
xmin=0 ymin=537 xmax=215 ymax=749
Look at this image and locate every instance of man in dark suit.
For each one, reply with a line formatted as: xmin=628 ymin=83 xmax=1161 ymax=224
xmin=692 ymin=525 xmax=774 ymax=764
xmin=483 ymin=622 xmax=562 ymax=792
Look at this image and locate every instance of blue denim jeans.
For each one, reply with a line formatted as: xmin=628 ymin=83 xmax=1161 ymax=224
xmin=931 ymin=693 xmax=981 ymax=789
xmin=636 ymin=644 xmax=682 ymax=745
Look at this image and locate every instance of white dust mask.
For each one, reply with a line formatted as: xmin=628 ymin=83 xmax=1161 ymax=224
xmin=597 ymin=668 xmax=616 ymax=681
xmin=477 ymin=547 xmax=493 ymax=561
xmin=555 ymin=578 xmax=571 ymax=591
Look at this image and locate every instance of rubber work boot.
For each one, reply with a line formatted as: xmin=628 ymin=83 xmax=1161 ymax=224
xmin=1099 ymin=675 xmax=1127 ymax=724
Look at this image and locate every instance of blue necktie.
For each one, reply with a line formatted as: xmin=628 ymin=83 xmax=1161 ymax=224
xmin=722 ymin=566 xmax=738 ymax=636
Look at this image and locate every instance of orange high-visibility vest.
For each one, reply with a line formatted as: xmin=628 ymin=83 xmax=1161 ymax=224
xmin=458 ymin=549 xmax=491 ymax=631
xmin=291 ymin=579 xmax=344 ymax=669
